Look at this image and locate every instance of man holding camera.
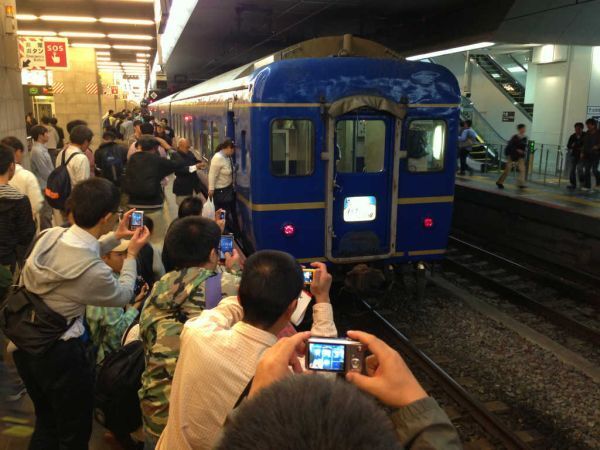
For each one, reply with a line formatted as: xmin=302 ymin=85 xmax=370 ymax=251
xmin=156 ymin=251 xmax=337 ymax=450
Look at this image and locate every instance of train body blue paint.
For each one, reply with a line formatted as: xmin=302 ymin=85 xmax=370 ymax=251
xmin=150 ymin=44 xmax=460 ymax=265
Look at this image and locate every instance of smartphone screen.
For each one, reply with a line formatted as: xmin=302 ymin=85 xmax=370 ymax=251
xmin=308 ymin=342 xmax=345 ymax=372
xmin=130 ymin=211 xmax=144 ymax=231
xmin=219 ymin=210 xmax=226 ymax=221
xmin=219 ymin=234 xmax=234 ymax=260
xmin=303 ymin=269 xmax=315 ymax=285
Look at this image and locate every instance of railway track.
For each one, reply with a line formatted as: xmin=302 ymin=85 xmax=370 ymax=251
xmin=444 ymin=236 xmax=600 ymax=347
xmin=343 ymin=298 xmax=535 ymax=450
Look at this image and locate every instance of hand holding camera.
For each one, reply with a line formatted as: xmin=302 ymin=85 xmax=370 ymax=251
xmin=127 ymin=226 xmax=151 ymax=258
xmin=345 ymin=330 xmax=428 ymax=408
xmin=305 ymin=262 xmax=332 ymax=304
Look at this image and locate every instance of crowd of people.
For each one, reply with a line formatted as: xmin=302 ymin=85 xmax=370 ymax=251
xmin=0 ymin=112 xmax=460 ymax=450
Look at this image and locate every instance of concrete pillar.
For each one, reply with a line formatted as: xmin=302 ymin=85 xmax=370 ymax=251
xmin=0 ymin=0 xmax=27 ymax=141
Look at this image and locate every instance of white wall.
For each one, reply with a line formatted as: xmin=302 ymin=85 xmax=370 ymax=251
xmin=589 ymin=47 xmax=600 ymax=111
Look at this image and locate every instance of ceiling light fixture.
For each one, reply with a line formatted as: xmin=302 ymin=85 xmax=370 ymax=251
xmin=59 ymin=31 xmax=106 ymax=38
xmin=16 ymin=14 xmax=38 ymax=20
xmin=96 ymin=51 xmax=111 ymax=55
xmin=17 ymin=30 xmax=57 ymax=36
xmin=136 ymin=53 xmax=151 ymax=57
xmin=100 ymin=17 xmax=154 ymax=25
xmin=406 ymin=42 xmax=495 ymax=61
xmin=112 ymin=44 xmax=152 ymax=50
xmin=96 ymin=57 xmax=112 ymax=61
xmin=108 ymin=34 xmax=153 ymax=41
xmin=71 ymin=43 xmax=111 ymax=48
xmin=161 ymin=0 xmax=198 ymax=64
xmin=41 ymin=15 xmax=97 ymax=23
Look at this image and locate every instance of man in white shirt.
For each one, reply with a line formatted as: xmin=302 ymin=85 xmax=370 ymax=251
xmin=1 ymin=137 xmax=43 ymax=224
xmin=28 ymin=125 xmax=55 ymax=229
xmin=157 ymin=252 xmax=337 ymax=450
xmin=55 ymin=124 xmax=92 ymax=186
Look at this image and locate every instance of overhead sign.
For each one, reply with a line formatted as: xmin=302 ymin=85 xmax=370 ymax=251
xmin=19 ymin=37 xmax=69 ymax=70
xmin=587 ymin=106 xmax=600 ymax=119
xmin=111 ymin=85 xmax=119 ymax=95
xmin=44 ymin=39 xmax=68 ymax=69
xmin=28 ymin=85 xmax=53 ymax=96
xmin=502 ymin=111 xmax=515 ymax=122
xmin=123 ymin=74 xmax=139 ymax=80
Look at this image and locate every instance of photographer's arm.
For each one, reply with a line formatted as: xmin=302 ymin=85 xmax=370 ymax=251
xmin=308 ymin=262 xmax=337 ymax=338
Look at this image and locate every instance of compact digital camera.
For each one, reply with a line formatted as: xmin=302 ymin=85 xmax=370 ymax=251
xmin=305 ymin=337 xmax=365 ymax=374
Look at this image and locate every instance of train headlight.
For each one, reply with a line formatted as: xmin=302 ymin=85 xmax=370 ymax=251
xmin=282 ymin=223 xmax=296 ymax=237
xmin=423 ymin=217 xmax=434 ymax=229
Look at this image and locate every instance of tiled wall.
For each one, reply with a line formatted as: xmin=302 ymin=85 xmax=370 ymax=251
xmin=0 ymin=0 xmax=27 ymax=142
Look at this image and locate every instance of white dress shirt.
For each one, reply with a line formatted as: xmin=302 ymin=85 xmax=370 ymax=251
xmin=157 ymin=297 xmax=337 ymax=450
xmin=45 ymin=125 xmax=59 ymax=149
xmin=208 ymin=151 xmax=233 ymax=191
xmin=56 ymin=145 xmax=90 ymax=187
xmin=9 ymin=164 xmax=44 ymax=218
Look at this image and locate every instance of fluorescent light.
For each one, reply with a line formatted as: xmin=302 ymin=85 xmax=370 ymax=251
xmin=121 ymin=62 xmax=147 ymax=66
xmin=71 ymin=43 xmax=111 ymax=48
xmin=161 ymin=0 xmax=199 ymax=63
xmin=507 ymin=66 xmax=525 ymax=73
xmin=491 ymin=73 xmax=501 ymax=78
xmin=112 ymin=44 xmax=152 ymax=50
xmin=108 ymin=34 xmax=153 ymax=41
xmin=41 ymin=15 xmax=97 ymax=23
xmin=16 ymin=14 xmax=38 ymax=20
xmin=59 ymin=31 xmax=106 ymax=38
xmin=99 ymin=17 xmax=154 ymax=25
xmin=97 ymin=57 xmax=112 ymax=61
xmin=17 ymin=30 xmax=57 ymax=36
xmin=136 ymin=53 xmax=151 ymax=57
xmin=406 ymin=42 xmax=495 ymax=61
xmin=98 ymin=61 xmax=121 ymax=65
xmin=96 ymin=51 xmax=111 ymax=55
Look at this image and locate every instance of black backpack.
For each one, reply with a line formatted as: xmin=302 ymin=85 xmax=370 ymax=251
xmin=100 ymin=146 xmax=124 ymax=186
xmin=44 ymin=151 xmax=82 ymax=210
xmin=94 ymin=339 xmax=144 ymax=436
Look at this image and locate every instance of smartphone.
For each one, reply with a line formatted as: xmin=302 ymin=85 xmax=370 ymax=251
xmin=219 ymin=234 xmax=234 ymax=260
xmin=219 ymin=210 xmax=226 ymax=221
xmin=306 ymin=337 xmax=365 ymax=373
xmin=129 ymin=211 xmax=144 ymax=231
xmin=302 ymin=269 xmax=316 ymax=285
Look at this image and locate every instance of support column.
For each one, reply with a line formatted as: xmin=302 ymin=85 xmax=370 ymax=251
xmin=0 ymin=0 xmax=26 ymax=141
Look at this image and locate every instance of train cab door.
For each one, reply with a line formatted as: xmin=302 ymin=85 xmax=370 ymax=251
xmin=326 ymin=110 xmax=400 ymax=262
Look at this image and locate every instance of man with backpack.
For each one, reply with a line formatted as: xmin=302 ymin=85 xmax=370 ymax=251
xmin=496 ymin=123 xmax=528 ymax=189
xmin=95 ymin=130 xmax=127 ymax=187
xmin=9 ymin=178 xmax=150 ymax=449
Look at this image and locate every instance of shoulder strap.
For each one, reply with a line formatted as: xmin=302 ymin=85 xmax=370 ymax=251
xmin=234 ymin=377 xmax=253 ymax=409
xmin=63 ymin=151 xmax=84 ymax=166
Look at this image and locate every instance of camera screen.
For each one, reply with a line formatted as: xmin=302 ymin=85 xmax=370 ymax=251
xmin=303 ymin=270 xmax=314 ymax=284
xmin=219 ymin=235 xmax=234 ymax=259
xmin=130 ymin=212 xmax=143 ymax=229
xmin=308 ymin=342 xmax=345 ymax=372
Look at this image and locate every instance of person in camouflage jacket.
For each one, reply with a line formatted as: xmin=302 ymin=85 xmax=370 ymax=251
xmin=137 ymin=217 xmax=241 ymax=447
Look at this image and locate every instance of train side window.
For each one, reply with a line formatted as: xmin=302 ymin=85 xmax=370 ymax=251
xmin=270 ymin=119 xmax=314 ymax=176
xmin=211 ymin=121 xmax=220 ymax=155
xmin=241 ymin=130 xmax=247 ymax=172
xmin=200 ymin=120 xmax=209 ymax=157
xmin=335 ymin=119 xmax=385 ymax=173
xmin=407 ymin=120 xmax=446 ymax=172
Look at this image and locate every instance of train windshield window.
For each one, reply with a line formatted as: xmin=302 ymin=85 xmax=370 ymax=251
xmin=335 ymin=119 xmax=385 ymax=173
xmin=271 ymin=119 xmax=314 ymax=176
xmin=407 ymin=120 xmax=446 ymax=172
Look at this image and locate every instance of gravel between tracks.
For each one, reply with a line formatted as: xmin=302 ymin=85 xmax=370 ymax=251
xmin=375 ymin=278 xmax=600 ymax=450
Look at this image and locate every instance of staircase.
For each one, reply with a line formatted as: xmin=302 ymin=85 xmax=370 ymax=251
xmin=471 ymin=54 xmax=534 ymax=120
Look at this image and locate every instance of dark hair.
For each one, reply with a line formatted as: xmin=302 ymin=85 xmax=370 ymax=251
xmin=50 ymin=117 xmax=58 ymax=125
xmin=67 ymin=120 xmax=88 ymax=134
xmin=69 ymin=125 xmax=94 ymax=145
xmin=108 ymin=109 xmax=114 ymax=114
xmin=103 ymin=130 xmax=117 ymax=141
xmin=41 ymin=116 xmax=51 ymax=125
xmin=140 ymin=122 xmax=154 ymax=135
xmin=517 ymin=123 xmax=526 ymax=130
xmin=575 ymin=122 xmax=584 ymax=129
xmin=161 ymin=118 xmax=168 ymax=124
xmin=178 ymin=196 xmax=204 ymax=218
xmin=31 ymin=125 xmax=48 ymax=141
xmin=465 ymin=119 xmax=472 ymax=127
xmin=69 ymin=178 xmax=120 ymax=228
xmin=137 ymin=136 xmax=159 ymax=151
xmin=163 ymin=216 xmax=221 ymax=269
xmin=133 ymin=120 xmax=143 ymax=128
xmin=0 ymin=143 xmax=15 ymax=174
xmin=1 ymin=136 xmax=25 ymax=152
xmin=239 ymin=250 xmax=303 ymax=329
xmin=216 ymin=139 xmax=235 ymax=152
xmin=585 ymin=118 xmax=597 ymax=127
xmin=143 ymin=215 xmax=154 ymax=234
xmin=218 ymin=376 xmax=402 ymax=450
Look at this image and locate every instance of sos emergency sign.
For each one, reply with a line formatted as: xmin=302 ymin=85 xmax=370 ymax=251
xmin=44 ymin=39 xmax=69 ymax=69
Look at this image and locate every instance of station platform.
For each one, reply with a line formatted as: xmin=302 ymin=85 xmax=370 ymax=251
xmin=453 ymin=172 xmax=600 ymax=277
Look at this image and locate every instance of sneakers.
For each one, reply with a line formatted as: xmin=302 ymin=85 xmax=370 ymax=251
xmin=5 ymin=380 xmax=26 ymax=402
xmin=496 ymin=182 xmax=504 ymax=189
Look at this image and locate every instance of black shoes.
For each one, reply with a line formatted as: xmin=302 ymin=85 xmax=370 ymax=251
xmin=496 ymin=182 xmax=504 ymax=189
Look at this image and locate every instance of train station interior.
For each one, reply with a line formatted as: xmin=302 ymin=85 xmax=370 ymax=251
xmin=0 ymin=0 xmax=599 ymax=449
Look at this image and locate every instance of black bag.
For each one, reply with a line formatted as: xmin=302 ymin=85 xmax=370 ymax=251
xmin=94 ymin=339 xmax=144 ymax=436
xmin=0 ymin=285 xmax=75 ymax=355
xmin=214 ymin=185 xmax=235 ymax=205
xmin=100 ymin=147 xmax=124 ymax=186
xmin=44 ymin=151 xmax=82 ymax=210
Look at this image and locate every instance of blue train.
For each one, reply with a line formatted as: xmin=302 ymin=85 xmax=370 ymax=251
xmin=150 ymin=36 xmax=460 ymax=270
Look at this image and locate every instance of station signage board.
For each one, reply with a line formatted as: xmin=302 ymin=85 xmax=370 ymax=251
xmin=502 ymin=111 xmax=515 ymax=122
xmin=111 ymin=85 xmax=119 ymax=95
xmin=18 ymin=37 xmax=69 ymax=70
